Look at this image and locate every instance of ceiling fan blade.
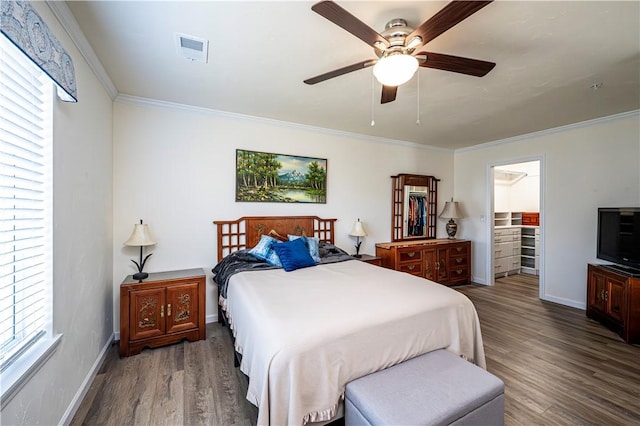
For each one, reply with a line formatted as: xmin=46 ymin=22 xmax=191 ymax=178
xmin=417 ymin=52 xmax=495 ymax=77
xmin=408 ymin=1 xmax=493 ymax=47
xmin=381 ymin=85 xmax=397 ymax=104
xmin=312 ymin=1 xmax=390 ymax=49
xmin=304 ymin=59 xmax=376 ymax=85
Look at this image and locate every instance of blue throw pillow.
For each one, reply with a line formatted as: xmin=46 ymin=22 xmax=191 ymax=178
xmin=288 ymin=235 xmax=321 ymax=262
xmin=272 ymin=238 xmax=317 ymax=272
xmin=248 ymin=235 xmax=282 ymax=267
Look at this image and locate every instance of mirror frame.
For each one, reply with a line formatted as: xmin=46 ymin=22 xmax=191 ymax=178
xmin=391 ymin=174 xmax=439 ymax=242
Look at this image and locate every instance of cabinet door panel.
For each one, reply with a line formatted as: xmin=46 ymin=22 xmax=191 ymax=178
xmin=130 ymin=288 xmax=166 ymax=341
xmin=436 ymin=248 xmax=449 ymax=282
xmin=424 ymin=249 xmax=437 ymax=281
xmin=607 ymin=279 xmax=626 ymax=322
xmin=166 ymin=282 xmax=199 ymax=334
xmin=588 ymin=273 xmax=607 ymax=313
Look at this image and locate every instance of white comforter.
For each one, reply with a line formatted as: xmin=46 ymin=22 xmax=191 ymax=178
xmin=222 ymin=259 xmax=485 ymax=426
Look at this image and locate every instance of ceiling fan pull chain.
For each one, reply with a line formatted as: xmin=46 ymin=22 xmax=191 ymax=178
xmin=370 ymin=72 xmax=376 ymax=126
xmin=416 ymin=72 xmax=421 ymax=125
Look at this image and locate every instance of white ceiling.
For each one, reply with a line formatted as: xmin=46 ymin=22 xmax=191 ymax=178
xmin=66 ymin=1 xmax=640 ymax=150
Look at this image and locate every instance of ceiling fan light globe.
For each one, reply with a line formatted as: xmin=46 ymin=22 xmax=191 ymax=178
xmin=373 ymin=54 xmax=419 ymax=86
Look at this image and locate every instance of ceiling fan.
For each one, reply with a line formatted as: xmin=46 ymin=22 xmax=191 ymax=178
xmin=304 ymin=0 xmax=496 ymax=104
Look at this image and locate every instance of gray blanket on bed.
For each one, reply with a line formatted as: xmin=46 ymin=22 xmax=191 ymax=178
xmin=212 ymin=243 xmax=353 ymax=298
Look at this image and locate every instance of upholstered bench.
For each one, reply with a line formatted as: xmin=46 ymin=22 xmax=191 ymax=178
xmin=345 ymin=349 xmax=505 ymax=426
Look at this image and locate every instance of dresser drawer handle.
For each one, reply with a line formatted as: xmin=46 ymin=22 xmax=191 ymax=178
xmin=456 ymin=247 xmax=463 ymax=252
xmin=455 ymin=258 xmax=463 ymax=264
xmin=407 ymin=252 xmax=416 ymax=258
xmin=456 ymin=269 xmax=463 ymax=275
xmin=407 ymin=264 xmax=416 ymax=270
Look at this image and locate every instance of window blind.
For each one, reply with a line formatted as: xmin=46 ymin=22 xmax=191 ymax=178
xmin=0 ymin=36 xmax=52 ymax=372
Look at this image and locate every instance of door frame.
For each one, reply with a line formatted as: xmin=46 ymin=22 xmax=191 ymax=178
xmin=486 ymin=155 xmax=545 ymax=300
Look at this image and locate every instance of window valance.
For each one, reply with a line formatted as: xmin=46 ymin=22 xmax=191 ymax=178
xmin=1 ymin=0 xmax=77 ymax=102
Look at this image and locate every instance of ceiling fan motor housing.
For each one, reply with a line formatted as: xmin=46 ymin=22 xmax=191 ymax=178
xmin=374 ymin=18 xmax=420 ymax=58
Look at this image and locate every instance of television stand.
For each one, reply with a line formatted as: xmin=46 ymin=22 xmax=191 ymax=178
xmin=587 ymin=264 xmax=640 ymax=343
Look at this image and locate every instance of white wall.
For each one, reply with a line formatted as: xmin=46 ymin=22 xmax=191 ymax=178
xmin=455 ymin=112 xmax=640 ymax=307
xmin=494 ymin=161 xmax=540 ymax=212
xmin=510 ymin=173 xmax=540 ymax=212
xmin=112 ymin=97 xmax=455 ymax=332
xmin=494 ymin=183 xmax=511 ymax=212
xmin=1 ymin=3 xmax=114 ymax=425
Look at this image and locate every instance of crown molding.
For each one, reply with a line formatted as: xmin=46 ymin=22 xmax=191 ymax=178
xmin=115 ymin=94 xmax=453 ymax=152
xmin=46 ymin=1 xmax=118 ymax=100
xmin=457 ymin=110 xmax=640 ymax=153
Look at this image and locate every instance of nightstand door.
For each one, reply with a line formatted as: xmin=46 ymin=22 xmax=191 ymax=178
xmin=129 ymin=288 xmax=166 ymax=340
xmin=166 ymin=283 xmax=200 ymax=334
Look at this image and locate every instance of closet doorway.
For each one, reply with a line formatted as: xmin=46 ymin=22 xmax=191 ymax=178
xmin=489 ymin=159 xmax=544 ymax=298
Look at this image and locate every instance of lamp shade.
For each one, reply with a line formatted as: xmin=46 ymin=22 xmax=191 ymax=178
xmin=439 ymin=201 xmax=463 ymax=219
xmin=124 ymin=223 xmax=156 ymax=247
xmin=349 ymin=219 xmax=367 ymax=237
xmin=373 ymin=54 xmax=419 ymax=87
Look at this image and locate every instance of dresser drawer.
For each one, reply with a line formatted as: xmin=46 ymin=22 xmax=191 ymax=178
xmin=399 ymin=262 xmax=423 ymax=276
xmin=494 ymin=258 xmax=509 ymax=274
xmin=398 ymin=249 xmax=422 ymax=263
xmin=449 ymin=266 xmax=469 ymax=282
xmin=494 ymin=241 xmax=513 ymax=259
xmin=495 ymin=227 xmax=521 ymax=242
xmin=450 ymin=244 xmax=468 ymax=257
xmin=449 ymin=255 xmax=468 ymax=268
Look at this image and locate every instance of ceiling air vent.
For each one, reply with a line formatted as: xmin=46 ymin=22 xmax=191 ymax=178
xmin=175 ymin=33 xmax=208 ymax=63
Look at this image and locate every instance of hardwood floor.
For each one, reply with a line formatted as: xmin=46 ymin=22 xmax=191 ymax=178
xmin=70 ymin=326 xmax=258 ymax=426
xmin=456 ymin=274 xmax=640 ymax=425
xmin=72 ymin=274 xmax=640 ymax=425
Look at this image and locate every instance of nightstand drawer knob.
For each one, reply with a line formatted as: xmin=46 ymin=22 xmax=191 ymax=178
xmin=407 ymin=264 xmax=416 ymax=270
xmin=407 ymin=252 xmax=416 ymax=257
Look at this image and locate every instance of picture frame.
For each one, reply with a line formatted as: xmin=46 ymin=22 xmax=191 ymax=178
xmin=236 ymin=149 xmax=327 ymax=203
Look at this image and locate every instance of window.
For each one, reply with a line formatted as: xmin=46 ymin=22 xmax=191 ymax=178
xmin=0 ymin=36 xmax=57 ymax=406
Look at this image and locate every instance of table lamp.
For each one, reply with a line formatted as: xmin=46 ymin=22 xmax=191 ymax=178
xmin=439 ymin=198 xmax=463 ymax=239
xmin=124 ymin=219 xmax=156 ymax=280
xmin=349 ymin=218 xmax=367 ymax=258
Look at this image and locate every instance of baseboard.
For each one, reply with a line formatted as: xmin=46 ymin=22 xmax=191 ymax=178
xmin=541 ymin=294 xmax=586 ymax=310
xmin=472 ymin=275 xmax=487 ymax=285
xmin=58 ymin=332 xmax=115 ymax=425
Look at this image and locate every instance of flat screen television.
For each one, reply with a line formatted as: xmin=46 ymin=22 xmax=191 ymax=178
xmin=597 ymin=207 xmax=640 ymax=272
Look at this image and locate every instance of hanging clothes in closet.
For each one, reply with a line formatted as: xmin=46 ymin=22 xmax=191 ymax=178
xmin=407 ymin=193 xmax=427 ymax=236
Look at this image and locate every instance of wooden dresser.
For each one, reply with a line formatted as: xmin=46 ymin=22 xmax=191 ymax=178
xmin=375 ymin=239 xmax=471 ymax=286
xmin=120 ymin=268 xmax=206 ymax=357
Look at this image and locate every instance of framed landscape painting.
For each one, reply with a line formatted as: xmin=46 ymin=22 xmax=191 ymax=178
xmin=236 ymin=149 xmax=327 ymax=203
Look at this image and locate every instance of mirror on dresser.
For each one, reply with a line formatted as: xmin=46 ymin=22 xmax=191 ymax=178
xmin=390 ymin=174 xmax=440 ymax=242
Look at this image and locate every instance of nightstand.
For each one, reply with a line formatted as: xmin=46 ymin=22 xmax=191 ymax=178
xmin=354 ymin=254 xmax=382 ymax=266
xmin=120 ymin=268 xmax=206 ymax=357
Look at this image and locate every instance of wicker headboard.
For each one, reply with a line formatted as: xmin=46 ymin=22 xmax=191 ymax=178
xmin=213 ymin=216 xmax=337 ymax=261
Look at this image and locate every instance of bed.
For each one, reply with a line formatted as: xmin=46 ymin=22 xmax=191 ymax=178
xmin=213 ymin=216 xmax=485 ymax=426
